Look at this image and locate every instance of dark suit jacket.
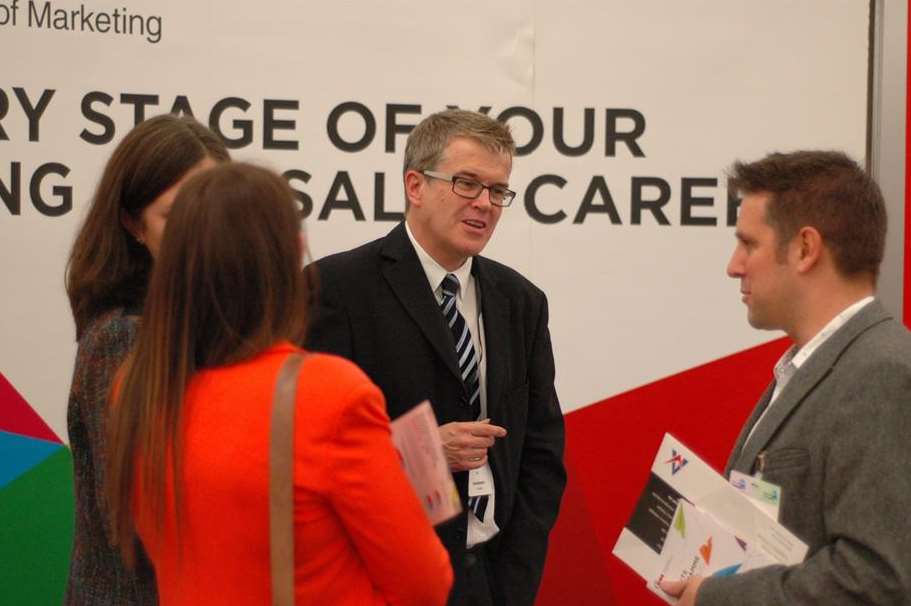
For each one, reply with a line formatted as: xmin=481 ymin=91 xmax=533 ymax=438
xmin=307 ymin=223 xmax=566 ymax=606
xmin=698 ymin=300 xmax=911 ymax=605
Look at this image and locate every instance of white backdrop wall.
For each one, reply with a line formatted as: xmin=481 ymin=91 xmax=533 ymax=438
xmin=1 ymin=0 xmax=869 ymax=441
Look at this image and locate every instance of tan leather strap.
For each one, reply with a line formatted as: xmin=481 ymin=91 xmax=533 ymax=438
xmin=270 ymin=353 xmax=304 ymax=606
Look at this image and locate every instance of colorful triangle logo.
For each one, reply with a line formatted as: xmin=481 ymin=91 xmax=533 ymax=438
xmin=0 ymin=370 xmax=73 ymax=603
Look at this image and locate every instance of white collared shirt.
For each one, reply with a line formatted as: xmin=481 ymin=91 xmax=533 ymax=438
xmin=745 ymin=296 xmax=875 ymax=445
xmin=405 ymin=222 xmax=500 ymax=547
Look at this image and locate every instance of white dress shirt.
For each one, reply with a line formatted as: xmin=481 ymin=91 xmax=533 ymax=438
xmin=745 ymin=296 xmax=875 ymax=446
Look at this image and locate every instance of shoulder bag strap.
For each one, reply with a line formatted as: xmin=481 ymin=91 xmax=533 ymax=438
xmin=270 ymin=352 xmax=304 ymax=606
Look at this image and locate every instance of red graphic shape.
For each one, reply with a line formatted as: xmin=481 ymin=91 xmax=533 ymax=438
xmin=537 ymin=337 xmax=789 ymax=605
xmin=0 ymin=372 xmax=61 ymax=444
xmin=536 ymin=463 xmax=615 ymax=606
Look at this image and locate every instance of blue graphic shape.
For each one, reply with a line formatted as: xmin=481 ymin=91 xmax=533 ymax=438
xmin=0 ymin=430 xmax=62 ymax=488
xmin=712 ymin=564 xmax=743 ymax=578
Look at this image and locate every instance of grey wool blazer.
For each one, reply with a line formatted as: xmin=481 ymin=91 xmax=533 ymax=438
xmin=698 ymin=300 xmax=911 ymax=606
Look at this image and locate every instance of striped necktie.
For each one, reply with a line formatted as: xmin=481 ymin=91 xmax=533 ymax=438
xmin=440 ymin=273 xmax=481 ymax=419
xmin=440 ymin=273 xmax=489 ymax=522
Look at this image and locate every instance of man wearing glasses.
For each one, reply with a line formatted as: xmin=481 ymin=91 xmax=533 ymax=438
xmin=308 ymin=109 xmax=566 ymax=606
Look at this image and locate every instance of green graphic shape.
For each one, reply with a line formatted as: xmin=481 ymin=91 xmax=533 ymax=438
xmin=0 ymin=447 xmax=74 ymax=605
xmin=673 ymin=502 xmax=686 ymax=539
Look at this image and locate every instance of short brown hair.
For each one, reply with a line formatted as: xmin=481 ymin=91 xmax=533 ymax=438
xmin=66 ymin=114 xmax=229 ymax=338
xmin=106 ymin=163 xmax=312 ymax=564
xmin=730 ymin=150 xmax=886 ymax=280
xmin=403 ymin=109 xmax=515 ymax=175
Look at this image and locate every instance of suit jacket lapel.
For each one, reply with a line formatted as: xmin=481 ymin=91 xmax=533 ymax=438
xmin=732 ymin=300 xmax=891 ymax=473
xmin=475 ymin=258 xmax=510 ymax=520
xmin=380 ymin=223 xmax=463 ymax=382
xmin=726 ymin=383 xmax=775 ymax=475
xmin=475 ymin=258 xmax=510 ymax=421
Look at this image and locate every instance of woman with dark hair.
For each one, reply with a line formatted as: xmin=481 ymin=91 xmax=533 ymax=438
xmin=105 ymin=163 xmax=452 ymax=605
xmin=64 ymin=113 xmax=229 ymax=604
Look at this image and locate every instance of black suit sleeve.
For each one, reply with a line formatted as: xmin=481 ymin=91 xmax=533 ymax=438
xmin=491 ymin=294 xmax=567 ymax=606
xmin=307 ymin=266 xmax=354 ymax=359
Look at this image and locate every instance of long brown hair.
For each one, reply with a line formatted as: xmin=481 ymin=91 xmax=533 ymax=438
xmin=106 ymin=162 xmax=312 ymax=565
xmin=66 ymin=114 xmax=230 ymax=338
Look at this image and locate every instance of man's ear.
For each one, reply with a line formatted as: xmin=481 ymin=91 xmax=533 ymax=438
xmin=793 ymin=226 xmax=823 ymax=273
xmin=120 ymin=209 xmax=143 ymax=243
xmin=404 ymin=170 xmax=426 ymax=209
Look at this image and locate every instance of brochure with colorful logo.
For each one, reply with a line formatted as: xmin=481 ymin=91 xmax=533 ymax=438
xmin=648 ymin=500 xmax=775 ymax=603
xmin=612 ymin=433 xmax=807 ymax=601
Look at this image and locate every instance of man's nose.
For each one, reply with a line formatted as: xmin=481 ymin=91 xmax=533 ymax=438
xmin=472 ymin=188 xmax=494 ymax=209
xmin=726 ymin=250 xmax=743 ymax=278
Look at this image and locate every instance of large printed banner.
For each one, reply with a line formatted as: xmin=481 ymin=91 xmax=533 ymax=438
xmin=1 ymin=1 xmax=868 ymax=603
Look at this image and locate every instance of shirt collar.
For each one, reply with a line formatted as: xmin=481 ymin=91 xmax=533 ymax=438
xmin=405 ymin=221 xmax=473 ymax=299
xmin=775 ymin=295 xmax=875 ymax=372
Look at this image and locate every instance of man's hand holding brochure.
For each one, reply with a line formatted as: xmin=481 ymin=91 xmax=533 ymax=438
xmin=612 ymin=434 xmax=807 ymax=604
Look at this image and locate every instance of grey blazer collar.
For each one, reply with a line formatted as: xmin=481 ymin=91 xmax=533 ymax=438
xmin=729 ymin=299 xmax=891 ymax=474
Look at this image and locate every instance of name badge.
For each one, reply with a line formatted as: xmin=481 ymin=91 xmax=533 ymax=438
xmin=729 ymin=469 xmax=782 ymax=521
xmin=468 ymin=466 xmax=493 ymax=498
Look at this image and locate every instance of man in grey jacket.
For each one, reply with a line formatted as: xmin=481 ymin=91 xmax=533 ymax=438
xmin=662 ymin=150 xmax=911 ymax=605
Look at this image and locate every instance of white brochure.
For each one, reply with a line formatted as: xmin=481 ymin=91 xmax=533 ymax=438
xmin=612 ymin=433 xmax=807 ymax=602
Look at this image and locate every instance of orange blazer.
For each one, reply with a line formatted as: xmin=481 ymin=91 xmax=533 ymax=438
xmin=134 ymin=343 xmax=453 ymax=605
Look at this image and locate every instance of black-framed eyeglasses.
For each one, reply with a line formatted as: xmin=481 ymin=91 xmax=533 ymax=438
xmin=422 ymin=170 xmax=516 ymax=208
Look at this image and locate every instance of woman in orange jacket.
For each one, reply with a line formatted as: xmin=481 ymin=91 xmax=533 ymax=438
xmin=105 ymin=162 xmax=453 ymax=605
